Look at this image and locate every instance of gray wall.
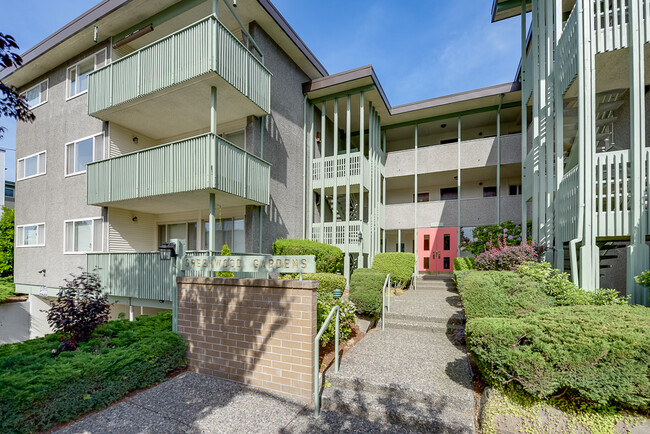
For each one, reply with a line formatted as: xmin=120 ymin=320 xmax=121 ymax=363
xmin=15 ymin=42 xmax=109 ymax=290
xmin=0 ymin=296 xmax=53 ymax=344
xmin=245 ymin=22 xmax=309 ymax=254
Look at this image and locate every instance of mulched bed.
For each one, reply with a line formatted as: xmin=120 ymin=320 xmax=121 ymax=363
xmin=318 ymin=323 xmax=366 ymax=373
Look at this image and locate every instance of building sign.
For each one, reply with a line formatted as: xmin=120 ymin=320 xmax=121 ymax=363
xmin=181 ymin=255 xmax=316 ymax=274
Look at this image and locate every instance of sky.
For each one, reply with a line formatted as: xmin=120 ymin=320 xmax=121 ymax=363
xmin=0 ymin=0 xmax=526 ymax=181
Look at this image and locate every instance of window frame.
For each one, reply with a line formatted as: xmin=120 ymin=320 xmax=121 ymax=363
xmin=64 ymin=133 xmax=105 ymax=177
xmin=20 ymin=79 xmax=48 ymax=109
xmin=16 ymin=223 xmax=46 ymax=247
xmin=66 ymin=49 xmax=107 ymax=101
xmin=63 ymin=217 xmax=103 ymax=254
xmin=17 ymin=150 xmax=47 ymax=181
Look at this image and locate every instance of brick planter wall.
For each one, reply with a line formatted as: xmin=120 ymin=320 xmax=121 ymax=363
xmin=177 ymin=277 xmax=317 ymax=403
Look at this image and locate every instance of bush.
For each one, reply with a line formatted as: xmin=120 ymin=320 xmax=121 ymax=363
xmin=47 ymin=271 xmax=111 ymax=351
xmin=317 ymin=293 xmax=356 ymax=347
xmin=460 ymin=271 xmax=554 ymax=321
xmin=273 ymin=238 xmax=344 ymax=273
xmin=0 ymin=207 xmax=14 ymax=276
xmin=453 ymin=257 xmax=475 ymax=271
xmin=517 ymin=262 xmax=629 ymax=306
xmin=0 ymin=276 xmax=15 ymax=304
xmin=349 ymin=268 xmax=387 ymax=317
xmin=466 ymin=305 xmax=650 ymax=409
xmin=460 ymin=220 xmax=532 ymax=256
xmin=283 ymin=272 xmax=346 ymax=294
xmin=371 ymin=252 xmax=415 ymax=287
xmin=635 ymin=270 xmax=650 ymax=291
xmin=475 ymin=237 xmax=545 ymax=271
xmin=453 ymin=270 xmax=472 ymax=294
xmin=217 ymin=244 xmax=234 ymax=278
xmin=0 ymin=312 xmax=187 ymax=433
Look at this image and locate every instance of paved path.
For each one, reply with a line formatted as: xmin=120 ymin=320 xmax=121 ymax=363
xmin=321 ymin=276 xmax=476 ymax=433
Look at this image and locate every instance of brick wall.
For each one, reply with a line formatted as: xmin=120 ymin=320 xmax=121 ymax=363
xmin=177 ymin=277 xmax=317 ymax=404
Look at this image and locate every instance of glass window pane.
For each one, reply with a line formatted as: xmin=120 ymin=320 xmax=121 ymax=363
xmin=94 ymin=135 xmax=104 ymax=161
xmin=74 ymin=220 xmax=93 ymax=252
xmin=69 ymin=68 xmax=77 ymax=97
xmin=25 ymin=86 xmax=40 ymax=108
xmin=223 ymin=219 xmax=233 ymax=249
xmin=75 ymin=138 xmax=94 ymax=173
xmin=77 ymin=58 xmax=94 ymax=94
xmin=233 ymin=219 xmax=244 ymax=253
xmin=93 ymin=220 xmax=103 ymax=252
xmin=188 ymin=223 xmax=197 ymax=250
xmin=24 ymin=225 xmax=37 ymax=245
xmin=224 ymin=131 xmax=245 ymax=149
xmin=24 ymin=155 xmax=38 ymax=177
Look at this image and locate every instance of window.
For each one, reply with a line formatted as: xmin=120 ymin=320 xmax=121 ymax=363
xmin=423 ymin=234 xmax=430 ymax=251
xmin=67 ymin=50 xmax=106 ymax=99
xmin=443 ymin=257 xmax=450 ymax=270
xmin=423 ymin=257 xmax=430 ymax=269
xmin=440 ymin=187 xmax=458 ymax=200
xmin=20 ymin=79 xmax=48 ymax=109
xmin=413 ymin=192 xmax=429 ymax=203
xmin=509 ymin=185 xmax=522 ymax=195
xmin=64 ymin=218 xmax=103 ymax=253
xmin=5 ymin=187 xmax=14 ymax=198
xmin=444 ymin=234 xmax=451 ymax=251
xmin=223 ymin=130 xmax=245 ymax=149
xmin=203 ymin=218 xmax=245 ymax=252
xmin=483 ymin=186 xmax=497 ymax=197
xmin=17 ymin=151 xmax=46 ymax=180
xmin=159 ymin=222 xmax=198 ymax=251
xmin=16 ymin=223 xmax=45 ymax=247
xmin=65 ymin=134 xmax=104 ymax=175
xmin=396 ymin=243 xmax=405 ymax=252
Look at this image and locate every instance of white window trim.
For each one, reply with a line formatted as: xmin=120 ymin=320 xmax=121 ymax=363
xmin=16 ymin=223 xmax=46 ymax=248
xmin=20 ymin=79 xmax=48 ymax=110
xmin=66 ymin=48 xmax=107 ymax=102
xmin=64 ymin=132 xmax=104 ymax=177
xmin=63 ymin=217 xmax=103 ymax=254
xmin=17 ymin=150 xmax=47 ymax=181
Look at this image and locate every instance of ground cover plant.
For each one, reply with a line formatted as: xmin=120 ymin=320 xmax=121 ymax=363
xmin=273 ymin=238 xmax=343 ymax=273
xmin=0 ymin=312 xmax=187 ymax=433
xmin=371 ymin=252 xmax=415 ymax=287
xmin=349 ymin=268 xmax=386 ymax=317
xmin=0 ymin=276 xmax=15 ymax=303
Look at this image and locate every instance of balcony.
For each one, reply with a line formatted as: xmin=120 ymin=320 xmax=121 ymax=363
xmin=87 ymin=133 xmax=270 ymax=213
xmin=311 ymin=152 xmax=370 ymax=188
xmin=310 ymin=221 xmax=369 ymax=254
xmin=88 ymin=15 xmax=271 ymax=140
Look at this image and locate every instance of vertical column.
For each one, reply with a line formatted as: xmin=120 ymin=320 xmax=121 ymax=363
xmin=521 ymin=0 xmax=528 ymax=239
xmin=554 ymin=0 xmax=565 ymax=270
xmin=382 ymin=131 xmax=387 ymax=253
xmin=359 ymin=92 xmax=365 ymax=268
xmin=532 ymin=0 xmax=543 ymax=243
xmin=457 ymin=116 xmax=462 ymax=256
xmin=414 ymin=125 xmax=419 ymax=265
xmin=627 ymin=0 xmax=649 ymax=305
xmin=320 ymin=102 xmax=326 ymax=243
xmin=333 ymin=99 xmax=339 ymax=249
xmin=497 ymin=95 xmax=503 ymax=224
xmin=209 ymin=86 xmax=218 ymax=252
xmin=308 ymin=103 xmax=315 ymax=243
xmin=368 ymin=105 xmax=375 ymax=266
xmin=302 ymin=96 xmax=308 ymax=239
xmin=398 ymin=229 xmax=402 ymax=252
xmin=544 ymin=0 xmax=555 ymax=264
xmin=344 ymin=95 xmax=351 ymax=280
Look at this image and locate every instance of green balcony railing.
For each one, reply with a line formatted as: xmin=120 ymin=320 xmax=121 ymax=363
xmin=88 ymin=15 xmax=271 ymax=114
xmin=86 ymin=133 xmax=270 ymax=206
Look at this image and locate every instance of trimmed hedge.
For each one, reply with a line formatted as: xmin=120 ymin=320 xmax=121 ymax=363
xmin=349 ymin=268 xmax=387 ymax=317
xmin=466 ymin=305 xmax=650 ymax=409
xmin=461 ymin=271 xmax=554 ymax=320
xmin=273 ymin=238 xmax=343 ymax=273
xmin=453 ymin=257 xmax=475 ymax=271
xmin=453 ymin=270 xmax=472 ymax=295
xmin=283 ymin=272 xmax=346 ymax=294
xmin=371 ymin=252 xmax=415 ymax=286
xmin=0 ymin=312 xmax=187 ymax=433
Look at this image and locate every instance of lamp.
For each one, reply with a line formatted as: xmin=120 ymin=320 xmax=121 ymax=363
xmin=233 ymin=0 xmax=237 ymax=6
xmin=333 ymin=288 xmax=342 ymax=299
xmin=158 ymin=242 xmax=176 ymax=261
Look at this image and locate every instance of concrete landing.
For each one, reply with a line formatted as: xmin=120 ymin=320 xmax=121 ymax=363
xmin=321 ymin=277 xmax=475 ymax=433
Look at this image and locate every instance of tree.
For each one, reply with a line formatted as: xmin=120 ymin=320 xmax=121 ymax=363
xmin=217 ymin=244 xmax=235 ymax=278
xmin=0 ymin=206 xmax=14 ymax=276
xmin=0 ymin=33 xmax=34 ymax=139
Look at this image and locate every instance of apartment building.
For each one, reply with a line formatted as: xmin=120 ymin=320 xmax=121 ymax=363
xmin=0 ymin=0 xmax=540 ymax=311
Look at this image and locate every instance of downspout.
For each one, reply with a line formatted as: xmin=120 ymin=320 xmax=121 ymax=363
xmin=569 ymin=203 xmax=584 ymax=286
xmin=302 ymin=95 xmax=307 ymax=239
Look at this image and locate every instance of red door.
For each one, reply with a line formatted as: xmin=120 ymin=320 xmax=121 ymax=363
xmin=418 ymin=228 xmax=457 ymax=273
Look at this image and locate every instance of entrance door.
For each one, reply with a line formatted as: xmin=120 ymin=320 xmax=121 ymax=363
xmin=417 ymin=227 xmax=458 ymax=273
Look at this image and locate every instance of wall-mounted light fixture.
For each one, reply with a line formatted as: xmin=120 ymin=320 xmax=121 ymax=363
xmin=233 ymin=0 xmax=237 ymax=7
xmin=94 ymin=25 xmax=99 ymax=43
xmin=441 ymin=123 xmax=447 ymax=128
xmin=158 ymin=242 xmax=177 ymax=261
xmin=132 ymin=216 xmax=138 ymax=222
xmin=132 ymin=137 xmax=139 ymax=144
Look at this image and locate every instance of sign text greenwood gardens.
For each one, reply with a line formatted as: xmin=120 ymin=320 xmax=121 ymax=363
xmin=180 ymin=255 xmax=316 ymax=274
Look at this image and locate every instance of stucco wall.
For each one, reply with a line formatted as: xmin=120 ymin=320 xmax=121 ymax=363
xmin=0 ymin=295 xmax=53 ymax=345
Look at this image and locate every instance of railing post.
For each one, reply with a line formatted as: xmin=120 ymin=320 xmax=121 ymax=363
xmin=335 ymin=307 xmax=340 ymax=373
xmin=170 ymin=239 xmax=185 ymax=333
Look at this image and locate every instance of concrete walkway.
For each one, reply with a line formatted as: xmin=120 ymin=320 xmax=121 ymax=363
xmin=321 ymin=276 xmax=476 ymax=433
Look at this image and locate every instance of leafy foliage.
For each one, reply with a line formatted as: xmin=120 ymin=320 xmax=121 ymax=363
xmin=453 ymin=256 xmax=475 ymax=271
xmin=460 ymin=271 xmax=555 ymax=321
xmin=47 ymin=271 xmax=111 ymax=351
xmin=474 ymin=235 xmax=545 ymax=271
xmin=0 ymin=276 xmax=15 ymax=303
xmin=371 ymin=252 xmax=415 ymax=287
xmin=217 ymin=244 xmax=234 ymax=278
xmin=453 ymin=270 xmax=473 ymax=295
xmin=466 ymin=305 xmax=650 ymax=409
xmin=0 ymin=207 xmax=13 ymax=276
xmin=349 ymin=268 xmax=386 ymax=317
xmin=635 ymin=270 xmax=650 ymax=291
xmin=282 ymin=272 xmax=346 ymax=294
xmin=0 ymin=312 xmax=187 ymax=433
xmin=460 ymin=220 xmax=532 ymax=256
xmin=317 ymin=293 xmax=356 ymax=347
xmin=273 ymin=238 xmax=343 ymax=273
xmin=0 ymin=33 xmax=34 ymax=139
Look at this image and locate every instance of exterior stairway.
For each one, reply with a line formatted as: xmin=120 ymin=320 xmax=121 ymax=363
xmin=321 ymin=276 xmax=475 ymax=433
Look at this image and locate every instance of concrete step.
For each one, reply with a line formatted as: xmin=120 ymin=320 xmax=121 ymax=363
xmin=320 ymin=383 xmax=474 ymax=433
xmin=383 ymin=318 xmax=465 ymax=334
xmin=385 ymin=311 xmax=465 ymax=326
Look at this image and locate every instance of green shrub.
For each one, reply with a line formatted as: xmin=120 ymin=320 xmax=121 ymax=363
xmin=461 ymin=271 xmax=554 ymax=321
xmin=0 ymin=312 xmax=187 ymax=433
xmin=0 ymin=276 xmax=15 ymax=304
xmin=635 ymin=270 xmax=650 ymax=291
xmin=371 ymin=252 xmax=415 ymax=287
xmin=217 ymin=244 xmax=234 ymax=278
xmin=273 ymin=238 xmax=343 ymax=273
xmin=453 ymin=256 xmax=475 ymax=271
xmin=283 ymin=272 xmax=346 ymax=294
xmin=466 ymin=305 xmax=650 ymax=409
xmin=349 ymin=268 xmax=387 ymax=317
xmin=317 ymin=293 xmax=356 ymax=347
xmin=453 ymin=270 xmax=472 ymax=294
xmin=460 ymin=220 xmax=532 ymax=256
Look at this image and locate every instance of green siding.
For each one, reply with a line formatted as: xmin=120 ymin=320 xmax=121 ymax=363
xmin=86 ymin=133 xmax=270 ymax=205
xmin=88 ymin=15 xmax=271 ymax=114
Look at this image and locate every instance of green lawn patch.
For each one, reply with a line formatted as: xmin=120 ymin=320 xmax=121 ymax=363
xmin=0 ymin=276 xmax=15 ymax=303
xmin=0 ymin=311 xmax=187 ymax=433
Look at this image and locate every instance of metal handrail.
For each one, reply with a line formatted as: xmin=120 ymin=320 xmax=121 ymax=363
xmin=381 ymin=274 xmax=391 ymax=331
xmin=313 ymin=305 xmax=340 ymax=417
xmin=413 ymin=256 xmax=418 ymax=290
